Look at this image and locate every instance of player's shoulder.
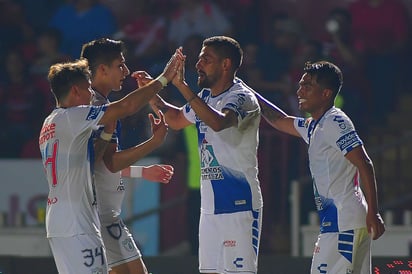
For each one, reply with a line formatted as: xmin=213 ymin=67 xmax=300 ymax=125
xmin=323 ymin=107 xmax=355 ymax=131
xmin=232 ymin=78 xmax=254 ymax=92
xmin=230 ymin=79 xmax=258 ymax=103
xmin=296 ymin=116 xmax=313 ymax=130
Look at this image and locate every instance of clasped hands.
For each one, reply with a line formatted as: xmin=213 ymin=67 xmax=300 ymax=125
xmin=132 ymin=47 xmax=187 ymax=89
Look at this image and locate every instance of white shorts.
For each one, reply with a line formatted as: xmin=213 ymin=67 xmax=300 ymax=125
xmin=49 ymin=234 xmax=108 ymax=274
xmin=199 ymin=208 xmax=262 ymax=274
xmin=311 ymin=228 xmax=371 ymax=274
xmin=101 ymin=218 xmax=142 ymax=267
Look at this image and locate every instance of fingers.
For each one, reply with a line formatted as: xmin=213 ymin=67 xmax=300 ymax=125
xmin=157 ymin=110 xmax=167 ymax=125
xmin=368 ymin=214 xmax=386 ymax=240
xmin=148 ymin=164 xmax=173 ymax=184
xmin=148 ymin=112 xmax=167 ymax=128
xmin=160 ymin=168 xmax=173 ymax=184
xmin=148 ymin=113 xmax=155 ymax=125
xmin=161 ymin=164 xmax=174 ymax=173
xmin=132 ymin=71 xmax=153 ymax=87
xmin=163 ymin=48 xmax=186 ymax=81
xmin=131 ymin=71 xmax=152 ymax=79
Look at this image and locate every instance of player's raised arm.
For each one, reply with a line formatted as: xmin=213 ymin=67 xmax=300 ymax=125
xmin=132 ymin=59 xmax=193 ymax=131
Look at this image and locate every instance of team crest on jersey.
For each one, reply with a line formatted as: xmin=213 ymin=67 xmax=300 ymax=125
xmin=333 ymin=115 xmax=350 ymax=132
xmin=106 ymin=223 xmax=122 ymax=240
xmin=200 ymin=139 xmax=223 ymax=180
xmin=122 ymin=238 xmax=135 ymax=252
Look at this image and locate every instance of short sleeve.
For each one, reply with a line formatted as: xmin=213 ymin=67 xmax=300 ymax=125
xmin=66 ymin=105 xmax=107 ymax=135
xmin=294 ymin=117 xmax=311 ymax=144
xmin=323 ymin=115 xmax=363 ymax=155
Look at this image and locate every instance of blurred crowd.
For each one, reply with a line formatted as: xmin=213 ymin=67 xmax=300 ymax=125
xmin=1 ymin=0 xmax=412 ymax=158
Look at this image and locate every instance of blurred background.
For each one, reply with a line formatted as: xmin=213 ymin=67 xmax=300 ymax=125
xmin=0 ymin=0 xmax=412 ymax=273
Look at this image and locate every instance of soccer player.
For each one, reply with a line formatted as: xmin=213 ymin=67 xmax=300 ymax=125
xmin=135 ymin=36 xmax=263 ymax=274
xmin=254 ymin=60 xmax=385 ymax=273
xmin=39 ymin=51 xmax=181 ymax=273
xmin=80 ymin=38 xmax=173 ymax=274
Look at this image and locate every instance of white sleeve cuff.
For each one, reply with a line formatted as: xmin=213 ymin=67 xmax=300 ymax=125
xmin=130 ymin=166 xmax=143 ymax=178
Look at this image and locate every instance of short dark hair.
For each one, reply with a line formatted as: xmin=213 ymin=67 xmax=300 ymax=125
xmin=80 ymin=38 xmax=125 ymax=75
xmin=202 ymin=36 xmax=243 ymax=72
xmin=48 ymin=59 xmax=91 ymax=102
xmin=304 ymin=61 xmax=343 ymax=97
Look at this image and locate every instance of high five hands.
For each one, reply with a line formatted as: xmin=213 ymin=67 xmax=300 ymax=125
xmin=132 ymin=47 xmax=187 ymax=89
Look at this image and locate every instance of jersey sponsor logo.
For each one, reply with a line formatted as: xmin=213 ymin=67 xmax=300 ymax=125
xmin=47 ymin=197 xmax=58 ymax=205
xmin=200 ymin=139 xmax=224 ymax=181
xmin=336 ymin=131 xmax=360 ymax=152
xmin=317 ymin=263 xmax=327 ymax=273
xmin=322 ymin=221 xmax=332 ymax=227
xmin=202 ymin=167 xmax=224 ymax=180
xmin=117 ymin=179 xmax=125 ymax=192
xmin=224 ymin=240 xmax=236 ymax=247
xmin=235 ymin=200 xmax=246 ymax=205
xmin=86 ymin=105 xmax=104 ymax=121
xmin=233 ymin=257 xmax=244 ymax=268
xmin=39 ymin=123 xmax=56 ymax=145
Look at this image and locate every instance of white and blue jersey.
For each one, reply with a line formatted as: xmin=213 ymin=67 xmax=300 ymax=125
xmin=183 ymin=80 xmax=263 ymax=215
xmin=39 ymin=105 xmax=107 ymax=238
xmin=91 ymin=92 xmax=142 ymax=267
xmin=91 ymin=92 xmax=125 ymax=223
xmin=294 ymin=107 xmax=368 ymax=233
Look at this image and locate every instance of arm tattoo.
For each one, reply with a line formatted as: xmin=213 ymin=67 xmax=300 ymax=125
xmin=259 ymin=99 xmax=286 ymax=123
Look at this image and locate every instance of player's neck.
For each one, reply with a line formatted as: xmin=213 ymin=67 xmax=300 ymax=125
xmin=91 ymin=83 xmax=111 ymax=98
xmin=210 ymin=79 xmax=235 ymax=96
xmin=312 ymin=104 xmax=333 ymax=120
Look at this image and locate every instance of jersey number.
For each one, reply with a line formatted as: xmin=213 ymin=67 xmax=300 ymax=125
xmin=82 ymin=246 xmax=105 ymax=267
xmin=43 ymin=141 xmax=59 ymax=186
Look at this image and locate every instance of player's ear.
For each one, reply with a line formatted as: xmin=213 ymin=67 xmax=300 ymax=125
xmin=222 ymin=58 xmax=232 ymax=72
xmin=97 ymin=63 xmax=110 ymax=75
xmin=71 ymin=85 xmax=81 ymax=98
xmin=322 ymin=88 xmax=333 ymax=100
